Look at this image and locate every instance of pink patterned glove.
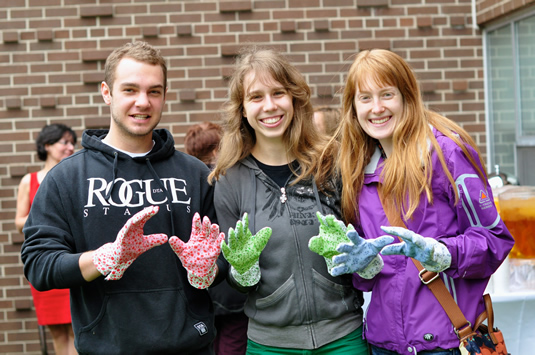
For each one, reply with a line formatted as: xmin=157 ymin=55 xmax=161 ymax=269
xmin=93 ymin=206 xmax=168 ymax=281
xmin=169 ymin=213 xmax=225 ymax=289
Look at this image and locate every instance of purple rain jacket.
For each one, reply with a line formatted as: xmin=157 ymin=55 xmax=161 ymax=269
xmin=353 ymin=127 xmax=514 ymax=354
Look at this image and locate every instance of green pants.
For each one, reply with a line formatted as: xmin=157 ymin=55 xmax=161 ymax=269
xmin=246 ymin=326 xmax=368 ymax=355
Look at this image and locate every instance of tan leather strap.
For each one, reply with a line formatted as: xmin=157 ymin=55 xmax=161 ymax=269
xmin=377 ymin=184 xmax=475 ymax=340
xmin=484 ymin=293 xmax=499 ymax=344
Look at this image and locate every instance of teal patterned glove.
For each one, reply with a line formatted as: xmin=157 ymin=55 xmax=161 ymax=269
xmin=308 ymin=212 xmax=354 ymax=274
xmin=221 ymin=213 xmax=272 ymax=286
xmin=380 ymin=226 xmax=451 ymax=273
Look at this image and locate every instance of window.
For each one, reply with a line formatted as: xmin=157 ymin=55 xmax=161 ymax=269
xmin=484 ymin=9 xmax=535 ymax=184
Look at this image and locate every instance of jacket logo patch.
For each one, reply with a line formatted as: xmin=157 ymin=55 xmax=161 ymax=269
xmin=194 ymin=322 xmax=208 ymax=336
xmin=479 ymin=190 xmax=490 ymax=203
xmin=423 ymin=333 xmax=434 ymax=341
xmin=479 ymin=189 xmax=494 ymax=210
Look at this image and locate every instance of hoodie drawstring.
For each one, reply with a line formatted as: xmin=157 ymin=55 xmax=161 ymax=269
xmin=145 ymin=158 xmax=176 ymax=236
xmin=248 ymin=169 xmax=257 ymax=232
xmin=312 ymin=179 xmax=325 ymax=215
xmin=105 ymin=151 xmax=119 ymax=201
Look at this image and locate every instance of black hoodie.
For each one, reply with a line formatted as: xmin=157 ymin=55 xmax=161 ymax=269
xmin=22 ymin=129 xmax=223 ymax=354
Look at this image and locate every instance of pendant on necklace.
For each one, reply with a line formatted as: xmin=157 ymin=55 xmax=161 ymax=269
xmin=280 ymin=187 xmax=287 ymax=203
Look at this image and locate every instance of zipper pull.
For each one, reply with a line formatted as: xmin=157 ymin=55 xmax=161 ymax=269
xmin=280 ymin=187 xmax=287 ymax=204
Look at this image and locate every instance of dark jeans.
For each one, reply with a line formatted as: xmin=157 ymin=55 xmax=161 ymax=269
xmin=213 ymin=312 xmax=248 ymax=355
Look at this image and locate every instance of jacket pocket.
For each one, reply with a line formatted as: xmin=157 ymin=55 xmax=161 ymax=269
xmin=251 ymin=275 xmax=302 ymax=326
xmin=77 ymin=288 xmax=215 ymax=355
xmin=312 ymin=268 xmax=359 ymax=321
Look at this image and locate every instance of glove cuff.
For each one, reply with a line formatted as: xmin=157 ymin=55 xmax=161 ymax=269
xmin=231 ymin=261 xmax=261 ymax=287
xmin=356 ymin=255 xmax=384 ymax=279
xmin=187 ymin=264 xmax=217 ymax=289
xmin=93 ymin=243 xmax=133 ymax=281
xmin=421 ymin=242 xmax=451 ymax=273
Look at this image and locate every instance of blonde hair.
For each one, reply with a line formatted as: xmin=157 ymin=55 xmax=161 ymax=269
xmin=210 ymin=46 xmax=326 ymax=184
xmin=318 ymin=49 xmax=487 ymax=224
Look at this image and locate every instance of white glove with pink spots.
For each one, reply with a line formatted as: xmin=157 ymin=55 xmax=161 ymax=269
xmin=169 ymin=213 xmax=225 ymax=289
xmin=93 ymin=206 xmax=169 ymax=281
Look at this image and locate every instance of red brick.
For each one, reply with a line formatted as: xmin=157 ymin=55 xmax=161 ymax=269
xmin=219 ymin=1 xmax=252 ymax=13
xmin=83 ymin=72 xmax=104 ymax=84
xmin=177 ymin=24 xmax=192 ymax=36
xmin=280 ymin=21 xmax=296 ymax=33
xmin=357 ymin=0 xmax=389 ymax=7
xmin=3 ymin=31 xmax=19 ymax=43
xmin=417 ymin=16 xmax=433 ymax=28
xmin=221 ymin=44 xmax=242 ymax=57
xmin=39 ymin=97 xmax=56 ymax=108
xmin=314 ymin=19 xmax=330 ymax=32
xmin=5 ymin=97 xmax=22 ymax=109
xmin=80 ymin=5 xmax=114 ymax=18
xmin=142 ymin=26 xmax=159 ymax=38
xmin=36 ymin=29 xmax=54 ymax=41
xmin=179 ymin=90 xmax=197 ymax=102
xmin=81 ymin=49 xmax=111 ymax=62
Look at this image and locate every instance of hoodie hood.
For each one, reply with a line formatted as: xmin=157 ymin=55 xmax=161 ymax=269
xmin=82 ymin=128 xmax=176 ymax=162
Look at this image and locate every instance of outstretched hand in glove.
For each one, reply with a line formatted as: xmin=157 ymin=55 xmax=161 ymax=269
xmin=308 ymin=212 xmax=354 ymax=274
xmin=331 ymin=230 xmax=394 ymax=278
xmin=221 ymin=213 xmax=272 ymax=287
xmin=93 ymin=206 xmax=168 ymax=281
xmin=380 ymin=226 xmax=451 ymax=273
xmin=169 ymin=213 xmax=225 ymax=289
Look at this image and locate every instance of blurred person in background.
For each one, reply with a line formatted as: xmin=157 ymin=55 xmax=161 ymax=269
xmin=15 ymin=123 xmax=78 ymax=355
xmin=185 ymin=121 xmax=248 ymax=355
xmin=313 ymin=105 xmax=341 ymax=137
xmin=185 ymin=121 xmax=223 ymax=169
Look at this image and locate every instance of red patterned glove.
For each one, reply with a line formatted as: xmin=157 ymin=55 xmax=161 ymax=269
xmin=93 ymin=206 xmax=168 ymax=281
xmin=169 ymin=213 xmax=225 ymax=289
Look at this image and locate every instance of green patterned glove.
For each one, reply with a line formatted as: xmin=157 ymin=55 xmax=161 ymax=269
xmin=308 ymin=212 xmax=354 ymax=274
xmin=221 ymin=213 xmax=272 ymax=287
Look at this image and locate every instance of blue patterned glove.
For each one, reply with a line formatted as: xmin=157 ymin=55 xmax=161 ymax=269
xmin=309 ymin=212 xmax=354 ymax=274
xmin=380 ymin=226 xmax=451 ymax=272
xmin=331 ymin=230 xmax=394 ymax=277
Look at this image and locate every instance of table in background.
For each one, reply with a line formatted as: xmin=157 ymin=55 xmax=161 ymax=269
xmin=491 ymin=290 xmax=535 ymax=354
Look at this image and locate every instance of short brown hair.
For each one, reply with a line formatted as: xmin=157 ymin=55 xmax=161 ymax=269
xmin=184 ymin=122 xmax=222 ymax=166
xmin=104 ymin=41 xmax=167 ymax=94
xmin=314 ymin=105 xmax=341 ymax=136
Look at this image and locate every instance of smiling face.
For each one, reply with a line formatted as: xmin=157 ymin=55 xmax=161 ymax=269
xmin=354 ymin=78 xmax=403 ymax=155
xmin=101 ymin=57 xmax=166 ymax=152
xmin=242 ymin=70 xmax=294 ymax=147
xmin=45 ymin=132 xmax=76 ymax=164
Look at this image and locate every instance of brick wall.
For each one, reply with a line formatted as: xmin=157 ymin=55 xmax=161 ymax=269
xmin=0 ymin=0 xmax=530 ymax=353
xmin=477 ymin=0 xmax=535 ymax=25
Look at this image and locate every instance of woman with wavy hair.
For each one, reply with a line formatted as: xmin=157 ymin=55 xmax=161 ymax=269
xmin=210 ymin=46 xmax=367 ymax=354
xmin=317 ymin=49 xmax=514 ymax=354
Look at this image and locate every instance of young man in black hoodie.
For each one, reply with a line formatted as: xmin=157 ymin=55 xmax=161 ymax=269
xmin=21 ymin=41 xmax=226 ymax=355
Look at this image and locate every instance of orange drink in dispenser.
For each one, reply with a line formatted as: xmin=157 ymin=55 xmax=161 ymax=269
xmin=498 ymin=186 xmax=535 ymax=259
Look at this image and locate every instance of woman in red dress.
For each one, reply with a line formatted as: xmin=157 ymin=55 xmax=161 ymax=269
xmin=15 ymin=123 xmax=78 ymax=355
